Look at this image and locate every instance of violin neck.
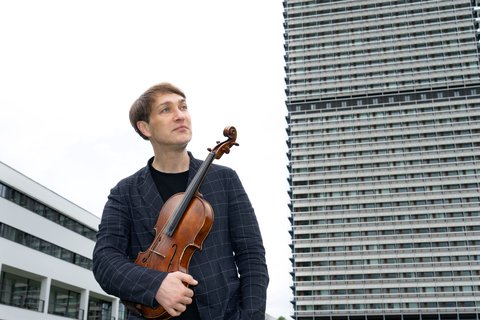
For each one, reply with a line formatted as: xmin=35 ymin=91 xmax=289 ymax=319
xmin=164 ymin=152 xmax=216 ymax=236
xmin=185 ymin=151 xmax=215 ymax=199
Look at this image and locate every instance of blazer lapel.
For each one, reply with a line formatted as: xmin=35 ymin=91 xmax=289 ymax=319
xmin=137 ymin=160 xmax=164 ymax=237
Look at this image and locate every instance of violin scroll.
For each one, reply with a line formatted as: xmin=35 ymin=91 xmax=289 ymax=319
xmin=208 ymin=126 xmax=239 ymax=160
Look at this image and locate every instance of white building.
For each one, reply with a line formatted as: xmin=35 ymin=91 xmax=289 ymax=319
xmin=0 ymin=161 xmax=124 ymax=320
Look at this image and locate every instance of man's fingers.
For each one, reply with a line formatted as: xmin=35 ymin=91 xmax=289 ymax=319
xmin=166 ymin=307 xmax=182 ymax=317
xmin=156 ymin=271 xmax=198 ymax=317
xmin=167 ymin=302 xmax=187 ymax=316
xmin=174 ymin=271 xmax=198 ymax=286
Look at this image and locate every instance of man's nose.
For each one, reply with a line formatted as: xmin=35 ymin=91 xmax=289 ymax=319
xmin=174 ymin=108 xmax=186 ymax=119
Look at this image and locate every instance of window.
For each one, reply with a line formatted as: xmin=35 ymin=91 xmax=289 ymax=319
xmin=48 ymin=285 xmax=81 ymax=319
xmin=88 ymin=296 xmax=112 ymax=320
xmin=0 ymin=182 xmax=96 ymax=241
xmin=0 ymin=223 xmax=92 ymax=271
xmin=0 ymin=271 xmax=42 ymax=312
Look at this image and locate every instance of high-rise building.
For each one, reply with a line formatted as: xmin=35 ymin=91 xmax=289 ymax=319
xmin=284 ymin=1 xmax=480 ymax=319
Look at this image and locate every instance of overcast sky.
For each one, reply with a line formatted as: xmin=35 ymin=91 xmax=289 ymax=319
xmin=0 ymin=1 xmax=292 ymax=318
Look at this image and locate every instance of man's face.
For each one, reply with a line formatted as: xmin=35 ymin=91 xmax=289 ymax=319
xmin=139 ymin=93 xmax=192 ymax=150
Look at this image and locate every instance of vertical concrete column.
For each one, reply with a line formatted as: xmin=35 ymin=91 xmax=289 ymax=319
xmin=80 ymin=289 xmax=88 ymax=320
xmin=112 ymin=298 xmax=120 ymax=320
xmin=41 ymin=277 xmax=51 ymax=315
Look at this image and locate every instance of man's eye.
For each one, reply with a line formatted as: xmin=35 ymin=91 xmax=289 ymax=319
xmin=180 ymin=105 xmax=188 ymax=110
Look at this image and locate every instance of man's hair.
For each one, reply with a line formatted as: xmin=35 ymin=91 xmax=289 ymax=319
xmin=129 ymin=82 xmax=186 ymax=140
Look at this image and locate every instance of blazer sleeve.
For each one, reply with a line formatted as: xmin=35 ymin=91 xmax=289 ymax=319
xmin=92 ymin=180 xmax=166 ymax=307
xmin=227 ymin=170 xmax=269 ymax=319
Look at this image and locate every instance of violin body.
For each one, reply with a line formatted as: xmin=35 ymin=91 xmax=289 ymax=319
xmin=134 ymin=193 xmax=213 ymax=319
xmin=126 ymin=126 xmax=238 ymax=320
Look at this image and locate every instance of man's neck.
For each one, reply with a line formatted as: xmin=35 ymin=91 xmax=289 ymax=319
xmin=151 ymin=150 xmax=190 ymax=173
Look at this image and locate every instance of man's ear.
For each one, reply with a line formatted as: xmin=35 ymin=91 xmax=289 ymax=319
xmin=136 ymin=120 xmax=151 ymax=138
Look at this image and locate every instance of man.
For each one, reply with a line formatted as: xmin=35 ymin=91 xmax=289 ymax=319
xmin=92 ymin=82 xmax=269 ymax=319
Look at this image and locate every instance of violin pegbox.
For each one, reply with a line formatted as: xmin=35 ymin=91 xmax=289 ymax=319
xmin=208 ymin=126 xmax=239 ymax=160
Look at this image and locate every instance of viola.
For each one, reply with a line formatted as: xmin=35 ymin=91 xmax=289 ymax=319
xmin=128 ymin=126 xmax=238 ymax=319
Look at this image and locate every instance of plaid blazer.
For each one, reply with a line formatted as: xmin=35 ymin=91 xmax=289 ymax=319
xmin=93 ymin=153 xmax=269 ymax=319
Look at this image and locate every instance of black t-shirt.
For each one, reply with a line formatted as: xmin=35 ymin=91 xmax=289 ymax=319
xmin=149 ymin=165 xmax=201 ymax=320
xmin=149 ymin=166 xmax=189 ymax=201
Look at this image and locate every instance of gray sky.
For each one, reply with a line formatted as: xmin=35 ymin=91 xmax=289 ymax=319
xmin=0 ymin=1 xmax=292 ymax=318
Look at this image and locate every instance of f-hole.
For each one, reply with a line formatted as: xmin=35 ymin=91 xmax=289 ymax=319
xmin=167 ymin=244 xmax=178 ymax=271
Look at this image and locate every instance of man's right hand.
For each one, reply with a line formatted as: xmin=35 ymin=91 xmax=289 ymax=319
xmin=155 ymin=271 xmax=198 ymax=317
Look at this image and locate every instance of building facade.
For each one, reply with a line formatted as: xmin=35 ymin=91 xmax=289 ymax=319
xmin=284 ymin=1 xmax=480 ymax=319
xmin=0 ymin=161 xmax=125 ymax=320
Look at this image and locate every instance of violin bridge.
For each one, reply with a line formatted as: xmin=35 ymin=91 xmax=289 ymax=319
xmin=149 ymin=249 xmax=166 ymax=258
